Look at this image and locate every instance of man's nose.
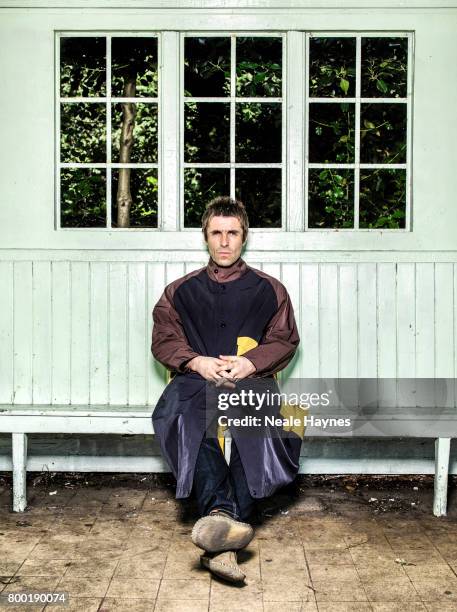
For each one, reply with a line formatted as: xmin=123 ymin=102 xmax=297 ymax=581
xmin=220 ymin=232 xmax=229 ymax=245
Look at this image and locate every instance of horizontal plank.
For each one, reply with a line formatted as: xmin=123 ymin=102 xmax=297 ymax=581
xmin=0 ymin=455 xmax=168 ymax=473
xmin=0 ymin=455 xmax=456 ymax=476
xmin=3 ymin=250 xmax=457 ymax=263
xmin=0 ymin=404 xmax=154 ymax=415
xmin=0 ymin=417 xmax=154 ymax=434
xmin=2 ymin=1 xmax=456 ymax=9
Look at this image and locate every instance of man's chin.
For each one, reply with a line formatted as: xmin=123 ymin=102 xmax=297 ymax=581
xmin=213 ymin=255 xmax=239 ymax=267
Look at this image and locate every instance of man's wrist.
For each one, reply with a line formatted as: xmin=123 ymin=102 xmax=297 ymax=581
xmin=186 ymin=356 xmax=201 ymax=372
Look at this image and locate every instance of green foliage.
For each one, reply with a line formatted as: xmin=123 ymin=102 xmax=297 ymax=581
xmin=61 ymin=169 xmax=106 ymax=227
xmin=309 ymin=169 xmax=354 ymax=228
xmin=61 ymin=103 xmax=106 ymax=163
xmin=359 ymin=169 xmax=406 ymax=228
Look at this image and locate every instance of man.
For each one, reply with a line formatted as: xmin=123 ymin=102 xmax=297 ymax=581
xmin=151 ymin=196 xmax=301 ymax=583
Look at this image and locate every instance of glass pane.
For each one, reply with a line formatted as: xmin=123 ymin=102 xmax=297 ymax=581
xmin=236 ymin=103 xmax=281 ymax=163
xmin=359 ymin=169 xmax=406 ymax=228
xmin=309 ymin=37 xmax=356 ymax=98
xmin=309 ymin=103 xmax=355 ymax=163
xmin=236 ymin=37 xmax=282 ymax=97
xmin=361 ymin=37 xmax=408 ymax=98
xmin=112 ymin=169 xmax=158 ymax=228
xmin=235 ymin=169 xmax=281 ymax=228
xmin=112 ymin=103 xmax=158 ymax=163
xmin=60 ymin=103 xmax=106 ymax=163
xmin=360 ymin=103 xmax=407 ymax=164
xmin=308 ymin=169 xmax=354 ymax=229
xmin=60 ymin=37 xmax=105 ymax=97
xmin=184 ymin=37 xmax=230 ymax=97
xmin=185 ymin=103 xmax=230 ymax=163
xmin=61 ymin=168 xmax=106 ymax=227
xmin=184 ymin=168 xmax=230 ymax=227
xmin=112 ymin=37 xmax=158 ymax=98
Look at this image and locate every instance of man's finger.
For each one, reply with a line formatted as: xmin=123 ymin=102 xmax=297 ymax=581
xmin=214 ymin=358 xmax=230 ymax=366
xmin=215 ymin=361 xmax=232 ymax=368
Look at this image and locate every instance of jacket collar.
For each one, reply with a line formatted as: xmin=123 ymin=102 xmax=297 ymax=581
xmin=206 ymin=256 xmax=247 ymax=283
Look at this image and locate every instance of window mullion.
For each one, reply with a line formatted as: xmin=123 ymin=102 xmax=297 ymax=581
xmin=230 ymin=35 xmax=236 ymax=199
xmin=106 ymin=35 xmax=112 ymax=229
xmin=286 ymin=31 xmax=305 ymax=231
xmin=160 ymin=31 xmax=180 ymax=231
xmin=354 ymin=36 xmax=361 ymax=230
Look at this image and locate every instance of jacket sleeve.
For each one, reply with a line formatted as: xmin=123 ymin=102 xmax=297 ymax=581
xmin=242 ymin=282 xmax=300 ymax=377
xmin=151 ymin=284 xmax=200 ymax=373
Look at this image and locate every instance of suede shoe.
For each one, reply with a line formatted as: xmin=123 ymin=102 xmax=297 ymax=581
xmin=191 ymin=510 xmax=254 ymax=553
xmin=200 ymin=550 xmax=246 ymax=583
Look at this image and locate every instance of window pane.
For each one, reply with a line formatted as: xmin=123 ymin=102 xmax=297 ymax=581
xmin=60 ymin=103 xmax=106 ymax=163
xmin=184 ymin=169 xmax=230 ymax=227
xmin=112 ymin=37 xmax=158 ymax=98
xmin=361 ymin=37 xmax=408 ymax=98
xmin=308 ymin=169 xmax=354 ymax=229
xmin=112 ymin=103 xmax=158 ymax=163
xmin=236 ymin=103 xmax=281 ymax=163
xmin=60 ymin=37 xmax=105 ymax=97
xmin=360 ymin=103 xmax=407 ymax=164
xmin=185 ymin=37 xmax=230 ymax=97
xmin=309 ymin=103 xmax=355 ymax=163
xmin=309 ymin=37 xmax=356 ymax=98
xmin=359 ymin=169 xmax=406 ymax=228
xmin=184 ymin=102 xmax=230 ymax=163
xmin=61 ymin=168 xmax=106 ymax=227
xmin=236 ymin=37 xmax=282 ymax=97
xmin=111 ymin=169 xmax=158 ymax=228
xmin=235 ymin=169 xmax=281 ymax=228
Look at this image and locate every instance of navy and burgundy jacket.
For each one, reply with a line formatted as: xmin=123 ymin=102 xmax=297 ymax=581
xmin=151 ymin=257 xmax=301 ymax=499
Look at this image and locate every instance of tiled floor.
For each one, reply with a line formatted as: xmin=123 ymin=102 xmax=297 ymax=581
xmin=0 ymin=475 xmax=456 ymax=611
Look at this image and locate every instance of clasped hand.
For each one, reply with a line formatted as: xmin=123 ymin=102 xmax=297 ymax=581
xmin=187 ymin=354 xmax=256 ymax=386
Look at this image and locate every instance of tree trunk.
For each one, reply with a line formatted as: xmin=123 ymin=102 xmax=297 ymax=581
xmin=116 ymin=77 xmax=136 ymax=227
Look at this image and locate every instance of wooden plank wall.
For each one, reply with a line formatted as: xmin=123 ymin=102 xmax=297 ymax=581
xmin=0 ymin=260 xmax=456 ymax=406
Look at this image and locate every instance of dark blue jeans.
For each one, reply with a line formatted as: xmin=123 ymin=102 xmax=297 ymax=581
xmin=192 ymin=436 xmax=256 ymax=523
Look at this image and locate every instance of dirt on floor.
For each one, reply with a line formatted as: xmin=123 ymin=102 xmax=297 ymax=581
xmin=1 ymin=472 xmax=456 ymax=521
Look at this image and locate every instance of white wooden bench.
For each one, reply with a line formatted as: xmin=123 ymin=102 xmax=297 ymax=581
xmin=0 ymin=404 xmax=453 ymax=517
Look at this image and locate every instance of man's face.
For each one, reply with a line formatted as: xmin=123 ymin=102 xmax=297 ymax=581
xmin=205 ymin=215 xmax=245 ymax=267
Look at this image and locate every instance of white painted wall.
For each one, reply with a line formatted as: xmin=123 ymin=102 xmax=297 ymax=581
xmin=1 ymin=1 xmax=456 ymax=473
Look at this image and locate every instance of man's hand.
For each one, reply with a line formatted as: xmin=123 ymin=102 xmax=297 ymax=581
xmin=218 ymin=355 xmax=256 ymax=381
xmin=186 ymin=356 xmax=232 ymax=382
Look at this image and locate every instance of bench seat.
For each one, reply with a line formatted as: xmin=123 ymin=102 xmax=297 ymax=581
xmin=0 ymin=404 xmax=453 ymax=517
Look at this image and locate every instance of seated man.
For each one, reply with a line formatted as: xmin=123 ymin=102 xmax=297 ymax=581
xmin=151 ymin=196 xmax=301 ymax=583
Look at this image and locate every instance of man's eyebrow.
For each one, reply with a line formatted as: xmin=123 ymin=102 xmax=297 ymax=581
xmin=209 ymin=229 xmax=240 ymax=233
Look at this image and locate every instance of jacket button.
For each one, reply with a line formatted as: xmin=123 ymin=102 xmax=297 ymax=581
xmin=214 ymin=269 xmax=218 ymax=274
xmin=220 ymin=322 xmax=226 ymax=328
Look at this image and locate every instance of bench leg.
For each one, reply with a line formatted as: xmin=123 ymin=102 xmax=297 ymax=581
xmin=434 ymin=437 xmax=451 ymax=517
xmin=12 ymin=433 xmax=28 ymax=512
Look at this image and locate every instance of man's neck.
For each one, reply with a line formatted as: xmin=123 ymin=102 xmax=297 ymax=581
xmin=207 ymin=257 xmax=247 ymax=283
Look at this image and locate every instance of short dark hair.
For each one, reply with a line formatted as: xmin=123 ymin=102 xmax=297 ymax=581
xmin=201 ymin=196 xmax=249 ymax=242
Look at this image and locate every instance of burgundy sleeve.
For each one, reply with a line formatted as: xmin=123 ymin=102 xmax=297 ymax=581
xmin=242 ymin=280 xmax=300 ymax=377
xmin=151 ymin=284 xmax=200 ymax=373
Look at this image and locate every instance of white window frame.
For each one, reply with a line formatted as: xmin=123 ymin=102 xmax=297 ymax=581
xmin=304 ymin=31 xmax=413 ymax=232
xmin=180 ymin=32 xmax=285 ymax=231
xmin=55 ymin=29 xmax=413 ymax=233
xmin=55 ymin=31 xmax=161 ymax=231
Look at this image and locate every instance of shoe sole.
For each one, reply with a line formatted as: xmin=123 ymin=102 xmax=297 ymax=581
xmin=191 ymin=514 xmax=254 ymax=553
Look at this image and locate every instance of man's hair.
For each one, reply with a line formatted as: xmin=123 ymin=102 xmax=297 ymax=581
xmin=201 ymin=196 xmax=249 ymax=242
